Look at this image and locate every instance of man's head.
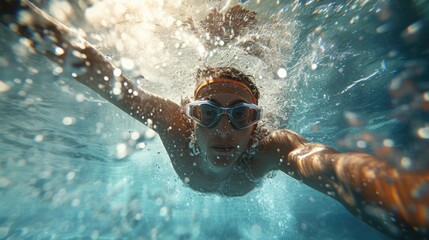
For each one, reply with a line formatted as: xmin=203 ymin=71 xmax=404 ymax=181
xmin=187 ymin=66 xmax=262 ymax=178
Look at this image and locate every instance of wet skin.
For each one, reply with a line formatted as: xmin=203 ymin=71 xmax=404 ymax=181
xmin=2 ymin=1 xmax=429 ymax=239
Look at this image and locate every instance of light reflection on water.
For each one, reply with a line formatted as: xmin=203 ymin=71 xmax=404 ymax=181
xmin=0 ymin=0 xmax=428 ymax=239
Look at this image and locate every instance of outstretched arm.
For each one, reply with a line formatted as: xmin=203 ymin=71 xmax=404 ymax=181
xmin=260 ymin=129 xmax=429 ymax=239
xmin=0 ymin=1 xmax=193 ymax=154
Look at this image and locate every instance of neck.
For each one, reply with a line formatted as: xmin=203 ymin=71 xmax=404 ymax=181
xmin=198 ymin=155 xmax=235 ymax=182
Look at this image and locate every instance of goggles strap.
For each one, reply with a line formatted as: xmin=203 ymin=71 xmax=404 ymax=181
xmin=194 ymin=79 xmax=257 ymax=104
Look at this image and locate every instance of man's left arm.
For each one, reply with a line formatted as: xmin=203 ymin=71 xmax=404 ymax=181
xmin=260 ymin=129 xmax=429 ymax=239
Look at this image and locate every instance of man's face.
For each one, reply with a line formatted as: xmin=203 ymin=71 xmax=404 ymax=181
xmin=194 ymin=80 xmax=256 ymax=174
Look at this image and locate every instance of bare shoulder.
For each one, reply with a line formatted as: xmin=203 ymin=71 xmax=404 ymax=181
xmin=259 ymin=129 xmax=307 ymax=152
xmin=250 ymin=129 xmax=307 ymax=177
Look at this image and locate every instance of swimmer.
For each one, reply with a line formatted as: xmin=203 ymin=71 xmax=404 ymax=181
xmin=1 ymin=1 xmax=428 ymax=239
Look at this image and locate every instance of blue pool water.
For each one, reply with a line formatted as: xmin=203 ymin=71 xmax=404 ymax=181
xmin=0 ymin=0 xmax=428 ymax=239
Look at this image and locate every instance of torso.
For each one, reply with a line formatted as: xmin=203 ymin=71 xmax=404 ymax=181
xmin=182 ymin=155 xmax=262 ymax=197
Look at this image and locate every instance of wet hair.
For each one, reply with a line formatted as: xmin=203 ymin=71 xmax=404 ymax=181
xmin=195 ymin=66 xmax=260 ymax=101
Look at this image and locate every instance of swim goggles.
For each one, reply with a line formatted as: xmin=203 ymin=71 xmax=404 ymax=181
xmin=186 ymin=100 xmax=263 ymax=129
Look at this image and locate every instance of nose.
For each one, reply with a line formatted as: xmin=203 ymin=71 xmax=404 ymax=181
xmin=215 ymin=115 xmax=232 ymax=137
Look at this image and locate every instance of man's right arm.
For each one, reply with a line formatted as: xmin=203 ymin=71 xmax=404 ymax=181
xmin=0 ymin=0 xmax=193 ymax=155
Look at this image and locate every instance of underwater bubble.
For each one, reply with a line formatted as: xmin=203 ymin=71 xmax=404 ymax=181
xmin=54 ymin=46 xmax=65 ymax=56
xmin=112 ymin=87 xmax=121 ymax=95
xmin=311 ymin=63 xmax=318 ymax=70
xmin=344 ymin=111 xmax=365 ymax=126
xmin=52 ymin=66 xmax=63 ymax=75
xmin=50 ymin=0 xmax=73 ymax=22
xmin=135 ymin=212 xmax=142 ymax=221
xmin=417 ymin=125 xmax=429 ymax=139
xmin=27 ymin=66 xmax=40 ymax=75
xmin=113 ymin=68 xmax=122 ymax=77
xmin=423 ymin=91 xmax=429 ymax=101
xmin=121 ymin=57 xmax=135 ymax=70
xmin=130 ymin=131 xmax=140 ymax=140
xmin=383 ymin=139 xmax=394 ymax=147
xmin=160 ymin=207 xmax=168 ymax=217
xmin=277 ymin=68 xmax=287 ymax=79
xmin=34 ymin=134 xmax=44 ymax=142
xmin=72 ymin=50 xmax=85 ymax=59
xmin=62 ymin=117 xmax=76 ymax=126
xmin=350 ymin=15 xmax=360 ymax=24
xmin=18 ymin=10 xmax=33 ymax=25
xmin=18 ymin=90 xmax=26 ymax=96
xmin=136 ymin=142 xmax=146 ymax=150
xmin=75 ymin=93 xmax=85 ymax=102
xmin=71 ymin=198 xmax=80 ymax=207
xmin=0 ymin=81 xmax=10 ymax=93
xmin=387 ymin=50 xmax=399 ymax=58
xmin=66 ymin=171 xmax=76 ymax=181
xmin=18 ymin=11 xmax=34 ymax=26
xmin=39 ymin=170 xmax=52 ymax=179
xmin=376 ymin=24 xmax=392 ymax=33
xmin=400 ymin=157 xmax=412 ymax=169
xmin=116 ymin=143 xmax=130 ymax=159
xmin=144 ymin=127 xmax=156 ymax=139
xmin=401 ymin=21 xmax=424 ymax=44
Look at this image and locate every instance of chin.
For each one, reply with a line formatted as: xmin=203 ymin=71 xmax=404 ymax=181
xmin=207 ymin=153 xmax=238 ymax=170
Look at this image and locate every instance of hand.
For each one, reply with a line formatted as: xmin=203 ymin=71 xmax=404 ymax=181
xmin=187 ymin=5 xmax=257 ymax=48
xmin=0 ymin=0 xmax=93 ymax=78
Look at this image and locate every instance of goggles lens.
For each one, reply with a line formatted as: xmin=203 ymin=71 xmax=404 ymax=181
xmin=186 ymin=100 xmax=262 ymax=129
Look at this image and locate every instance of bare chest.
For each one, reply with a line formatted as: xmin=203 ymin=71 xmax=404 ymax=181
xmin=174 ymin=155 xmax=261 ymax=197
xmin=188 ymin=167 xmax=260 ymax=197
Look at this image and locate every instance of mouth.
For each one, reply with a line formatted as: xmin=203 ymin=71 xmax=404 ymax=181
xmin=211 ymin=145 xmax=236 ymax=153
